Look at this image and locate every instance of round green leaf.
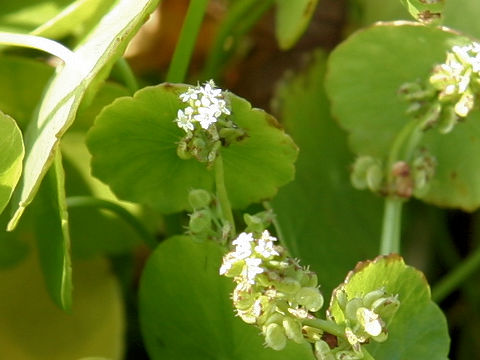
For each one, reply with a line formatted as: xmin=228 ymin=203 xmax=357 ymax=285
xmin=0 ymin=111 xmax=24 ymax=215
xmin=139 ymin=235 xmax=314 ymax=360
xmin=325 ymin=22 xmax=480 ymax=210
xmin=0 ymin=252 xmax=124 ymax=359
xmin=87 ymin=84 xmax=297 ymax=213
xmin=328 ymin=255 xmax=450 ymax=359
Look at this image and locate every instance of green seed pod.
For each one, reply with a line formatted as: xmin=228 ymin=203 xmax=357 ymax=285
xmin=371 ymin=295 xmax=400 ymax=319
xmin=294 ymin=287 xmax=324 ymax=312
xmin=335 ymin=350 xmax=363 ymax=360
xmin=275 ymin=277 xmax=301 ymax=295
xmin=233 ymin=283 xmax=255 ymax=310
xmin=282 ymin=317 xmax=304 ymax=344
xmin=345 ymin=298 xmax=363 ymax=323
xmin=366 ymin=162 xmax=383 ymax=192
xmin=264 ymin=312 xmax=284 ymax=326
xmin=297 ymin=270 xmax=318 ymax=288
xmin=188 ymin=209 xmax=212 ymax=233
xmin=314 ymin=340 xmax=335 ymax=360
xmin=176 ymin=140 xmax=192 ymax=160
xmin=335 ymin=289 xmax=348 ymax=311
xmin=362 ymin=288 xmax=386 ymax=309
xmin=188 ymin=189 xmax=212 ymax=209
xmin=264 ymin=323 xmax=287 ymax=351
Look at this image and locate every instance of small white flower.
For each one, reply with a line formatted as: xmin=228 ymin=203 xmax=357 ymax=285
xmin=255 ymin=230 xmax=279 ymax=258
xmin=232 ymin=232 xmax=254 ymax=259
xmin=357 ymin=308 xmax=383 ymax=337
xmin=175 ymin=109 xmax=194 ymax=131
xmin=175 ymin=80 xmax=231 ymax=132
xmin=244 ymin=257 xmax=264 ymax=284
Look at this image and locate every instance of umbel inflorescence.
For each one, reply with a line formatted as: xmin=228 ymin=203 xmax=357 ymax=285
xmin=220 ymin=230 xmax=400 ymax=359
xmin=174 ymin=80 xmax=244 ymax=166
xmin=401 ymin=41 xmax=480 ymax=133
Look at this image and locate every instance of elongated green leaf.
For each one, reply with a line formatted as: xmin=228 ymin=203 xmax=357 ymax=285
xmin=32 ymin=0 xmax=117 ymax=40
xmin=139 ymin=236 xmax=315 ymax=360
xmin=87 ymin=84 xmax=297 ymax=213
xmin=275 ymin=0 xmax=318 ymax=50
xmin=328 ymin=255 xmax=449 ymax=359
xmin=32 ymin=151 xmax=72 ymax=311
xmin=272 ymin=51 xmax=382 ymax=294
xmin=0 ymin=111 xmax=24 ymax=216
xmin=0 ymin=252 xmax=124 ymax=360
xmin=0 ymin=0 xmax=71 ymax=33
xmin=8 ymin=0 xmax=160 ymax=230
xmin=325 ymin=22 xmax=480 ymax=210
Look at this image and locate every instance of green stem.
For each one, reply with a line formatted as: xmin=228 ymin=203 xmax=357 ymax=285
xmin=214 ymin=154 xmax=235 ymax=236
xmin=262 ymin=201 xmax=286 ymax=245
xmin=302 ymin=318 xmax=344 ymax=338
xmin=432 ymin=245 xmax=480 ymax=302
xmin=202 ymin=0 xmax=275 ymax=80
xmin=166 ymin=0 xmax=209 ymax=83
xmin=66 ymin=196 xmax=157 ymax=249
xmin=113 ymin=57 xmax=139 ymax=94
xmin=379 ymin=198 xmax=403 ymax=255
xmin=0 ymin=31 xmax=75 ymax=63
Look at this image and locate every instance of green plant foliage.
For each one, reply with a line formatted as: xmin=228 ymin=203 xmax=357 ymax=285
xmin=0 ymin=111 xmax=24 ymax=216
xmin=0 ymin=56 xmax=53 ymax=128
xmin=348 ymin=0 xmax=408 ymax=25
xmin=400 ymin=0 xmax=445 ymax=24
xmin=328 ymin=255 xmax=450 ymax=359
xmin=272 ymin=51 xmax=382 ymax=294
xmin=443 ymin=0 xmax=480 ymax=39
xmin=0 ymin=0 xmax=71 ymax=33
xmin=32 ymin=0 xmax=117 ymax=40
xmin=275 ymin=0 xmax=319 ymax=50
xmin=87 ymin=84 xmax=297 ymax=213
xmin=31 ymin=151 xmax=72 ymax=311
xmin=325 ymin=22 xmax=480 ymax=211
xmin=8 ymin=0 xmax=160 ymax=230
xmin=0 ymin=251 xmax=124 ymax=360
xmin=139 ymin=235 xmax=315 ymax=360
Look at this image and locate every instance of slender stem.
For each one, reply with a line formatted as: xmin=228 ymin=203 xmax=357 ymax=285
xmin=166 ymin=0 xmax=209 ymax=83
xmin=66 ymin=196 xmax=157 ymax=249
xmin=214 ymin=154 xmax=235 ymax=236
xmin=202 ymin=0 xmax=274 ymax=80
xmin=0 ymin=32 xmax=75 ymax=64
xmin=114 ymin=57 xmax=139 ymax=94
xmin=302 ymin=318 xmax=344 ymax=338
xmin=432 ymin=245 xmax=480 ymax=302
xmin=263 ymin=201 xmax=286 ymax=246
xmin=379 ymin=198 xmax=403 ymax=255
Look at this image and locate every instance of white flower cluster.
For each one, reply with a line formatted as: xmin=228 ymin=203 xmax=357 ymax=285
xmin=452 ymin=42 xmax=480 ymax=73
xmin=175 ymin=80 xmax=231 ymax=132
xmin=219 ymin=230 xmax=279 ymax=284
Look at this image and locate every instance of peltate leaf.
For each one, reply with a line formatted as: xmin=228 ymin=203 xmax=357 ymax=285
xmin=272 ymin=51 xmax=382 ymax=295
xmin=139 ymin=235 xmax=314 ymax=360
xmin=8 ymin=0 xmax=160 ymax=230
xmin=275 ymin=0 xmax=319 ymax=50
xmin=0 ymin=111 xmax=24 ymax=216
xmin=325 ymin=22 xmax=480 ymax=211
xmin=87 ymin=84 xmax=297 ymax=213
xmin=328 ymin=255 xmax=450 ymax=359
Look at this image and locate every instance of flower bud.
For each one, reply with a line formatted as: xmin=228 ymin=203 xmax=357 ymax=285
xmin=264 ymin=323 xmax=287 ymax=351
xmin=188 ymin=189 xmax=212 ymax=209
xmin=294 ymin=287 xmax=324 ymax=312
